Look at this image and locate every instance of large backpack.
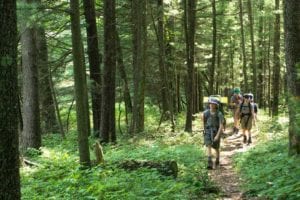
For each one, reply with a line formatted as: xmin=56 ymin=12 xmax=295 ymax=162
xmin=239 ymin=101 xmax=252 ymax=127
xmin=207 ymin=95 xmax=226 ymax=130
xmin=203 ymin=109 xmax=225 ymax=131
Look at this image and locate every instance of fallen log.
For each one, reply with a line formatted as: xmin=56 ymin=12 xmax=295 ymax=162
xmin=118 ymin=160 xmax=178 ymax=178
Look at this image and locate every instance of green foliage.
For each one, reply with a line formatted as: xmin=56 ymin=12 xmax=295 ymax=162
xmin=21 ymin=120 xmax=219 ymax=199
xmin=234 ymin=117 xmax=300 ymax=200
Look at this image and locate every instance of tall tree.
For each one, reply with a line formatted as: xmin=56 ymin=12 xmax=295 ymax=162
xmin=0 ymin=0 xmax=21 ymax=198
xmin=257 ymin=0 xmax=265 ymax=108
xmin=156 ymin=0 xmax=169 ymax=116
xmin=70 ymin=0 xmax=91 ymax=166
xmin=238 ymin=0 xmax=248 ymax=91
xmin=247 ymin=0 xmax=257 ymax=96
xmin=131 ymin=0 xmax=147 ymax=134
xmin=284 ymin=0 xmax=300 ymax=155
xmin=116 ymin=29 xmax=132 ymax=126
xmin=100 ymin=0 xmax=117 ymax=143
xmin=272 ymin=0 xmax=281 ymax=116
xmin=83 ymin=0 xmax=102 ymax=137
xmin=183 ymin=0 xmax=197 ymax=132
xmin=20 ymin=0 xmax=42 ymax=151
xmin=37 ymin=27 xmax=59 ymax=134
xmin=209 ymin=0 xmax=217 ymax=95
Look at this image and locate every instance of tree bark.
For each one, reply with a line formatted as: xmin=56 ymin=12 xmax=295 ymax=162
xmin=101 ymin=0 xmax=117 ymax=143
xmin=83 ymin=0 xmax=102 ymax=137
xmin=0 ymin=0 xmax=21 ymax=198
xmin=131 ymin=0 xmax=147 ymax=134
xmin=36 ymin=27 xmax=59 ymax=134
xmin=20 ymin=0 xmax=42 ymax=151
xmin=247 ymin=0 xmax=257 ymax=97
xmin=156 ymin=0 xmax=169 ymax=116
xmin=284 ymin=0 xmax=300 ymax=155
xmin=70 ymin=0 xmax=91 ymax=166
xmin=116 ymin=29 xmax=132 ymax=126
xmin=272 ymin=0 xmax=281 ymax=117
xmin=183 ymin=0 xmax=197 ymax=132
xmin=238 ymin=0 xmax=248 ymax=91
xmin=257 ymin=0 xmax=265 ymax=108
xmin=209 ymin=0 xmax=217 ymax=95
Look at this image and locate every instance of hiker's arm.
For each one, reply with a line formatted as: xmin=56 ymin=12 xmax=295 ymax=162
xmin=214 ymin=113 xmax=223 ymax=141
xmin=234 ymin=106 xmax=240 ymax=127
xmin=214 ymin=124 xmax=223 ymax=142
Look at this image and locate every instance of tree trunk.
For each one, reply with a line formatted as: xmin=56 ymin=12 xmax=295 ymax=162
xmin=101 ymin=0 xmax=117 ymax=143
xmin=209 ymin=0 xmax=217 ymax=95
xmin=183 ymin=0 xmax=197 ymax=132
xmin=116 ymin=29 xmax=132 ymax=126
xmin=247 ymin=0 xmax=257 ymax=97
xmin=267 ymin=21 xmax=272 ymax=115
xmin=20 ymin=1 xmax=42 ymax=151
xmin=70 ymin=0 xmax=91 ymax=166
xmin=48 ymin=68 xmax=65 ymax=138
xmin=83 ymin=0 xmax=102 ymax=137
xmin=0 ymin=1 xmax=21 ymax=198
xmin=257 ymin=0 xmax=265 ymax=108
xmin=238 ymin=0 xmax=248 ymax=91
xmin=36 ymin=27 xmax=59 ymax=134
xmin=157 ymin=0 xmax=169 ymax=116
xmin=272 ymin=0 xmax=281 ymax=117
xmin=284 ymin=0 xmax=300 ymax=155
xmin=131 ymin=0 xmax=147 ymax=134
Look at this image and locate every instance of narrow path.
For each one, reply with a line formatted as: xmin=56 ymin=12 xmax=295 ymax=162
xmin=208 ymin=128 xmax=258 ymax=200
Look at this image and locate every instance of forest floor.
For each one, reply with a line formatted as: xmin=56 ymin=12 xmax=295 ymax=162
xmin=208 ymin=126 xmax=260 ymax=200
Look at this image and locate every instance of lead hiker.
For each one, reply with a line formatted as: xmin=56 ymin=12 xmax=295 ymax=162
xmin=202 ymin=97 xmax=224 ymax=169
xmin=235 ymin=93 xmax=255 ymax=145
xmin=248 ymin=93 xmax=258 ymax=127
xmin=230 ymin=87 xmax=243 ymax=134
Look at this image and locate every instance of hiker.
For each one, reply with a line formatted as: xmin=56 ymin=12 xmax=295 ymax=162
xmin=248 ymin=93 xmax=258 ymax=126
xmin=230 ymin=87 xmax=243 ymax=134
xmin=202 ymin=97 xmax=224 ymax=169
xmin=235 ymin=93 xmax=255 ymax=145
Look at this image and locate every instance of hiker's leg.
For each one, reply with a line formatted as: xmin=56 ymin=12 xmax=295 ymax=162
xmin=242 ymin=129 xmax=247 ymax=143
xmin=247 ymin=130 xmax=252 ymax=144
xmin=207 ymin=146 xmax=213 ymax=169
xmin=215 ymin=148 xmax=220 ymax=166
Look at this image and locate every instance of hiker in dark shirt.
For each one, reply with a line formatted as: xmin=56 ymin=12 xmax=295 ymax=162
xmin=248 ymin=93 xmax=258 ymax=127
xmin=235 ymin=93 xmax=255 ymax=145
xmin=230 ymin=87 xmax=243 ymax=134
xmin=202 ymin=97 xmax=224 ymax=169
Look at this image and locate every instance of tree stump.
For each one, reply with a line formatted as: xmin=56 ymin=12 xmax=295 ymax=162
xmin=118 ymin=160 xmax=178 ymax=178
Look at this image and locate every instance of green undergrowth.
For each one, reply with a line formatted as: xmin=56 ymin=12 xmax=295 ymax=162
xmin=21 ymin=123 xmax=219 ymax=199
xmin=234 ymin=114 xmax=300 ymax=200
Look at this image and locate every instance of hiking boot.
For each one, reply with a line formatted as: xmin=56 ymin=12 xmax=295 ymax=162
xmin=234 ymin=127 xmax=239 ymax=134
xmin=215 ymin=158 xmax=220 ymax=167
xmin=247 ymin=137 xmax=252 ymax=145
xmin=207 ymin=157 xmax=213 ymax=170
xmin=243 ymin=135 xmax=247 ymax=144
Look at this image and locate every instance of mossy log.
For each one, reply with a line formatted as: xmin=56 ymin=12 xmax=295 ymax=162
xmin=118 ymin=160 xmax=178 ymax=178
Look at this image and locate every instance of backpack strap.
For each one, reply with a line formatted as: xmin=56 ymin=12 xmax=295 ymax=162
xmin=204 ymin=110 xmax=220 ymax=129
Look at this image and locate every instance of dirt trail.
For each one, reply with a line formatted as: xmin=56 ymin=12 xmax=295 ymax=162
xmin=208 ymin=128 xmax=258 ymax=200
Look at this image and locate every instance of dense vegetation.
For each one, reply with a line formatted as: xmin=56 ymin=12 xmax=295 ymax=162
xmin=234 ymin=114 xmax=300 ymax=200
xmin=20 ymin=108 xmax=299 ymax=199
xmin=1 ymin=0 xmax=299 ymax=199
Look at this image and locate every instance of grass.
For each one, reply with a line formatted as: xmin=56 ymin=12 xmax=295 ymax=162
xmin=233 ymin=112 xmax=300 ymax=200
xmin=21 ymin=106 xmax=219 ymax=200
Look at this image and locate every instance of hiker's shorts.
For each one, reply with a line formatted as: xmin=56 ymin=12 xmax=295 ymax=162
xmin=240 ymin=115 xmax=253 ymax=130
xmin=204 ymin=129 xmax=221 ymax=149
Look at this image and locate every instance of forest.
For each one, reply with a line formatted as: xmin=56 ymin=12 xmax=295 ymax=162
xmin=0 ymin=0 xmax=299 ymax=199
